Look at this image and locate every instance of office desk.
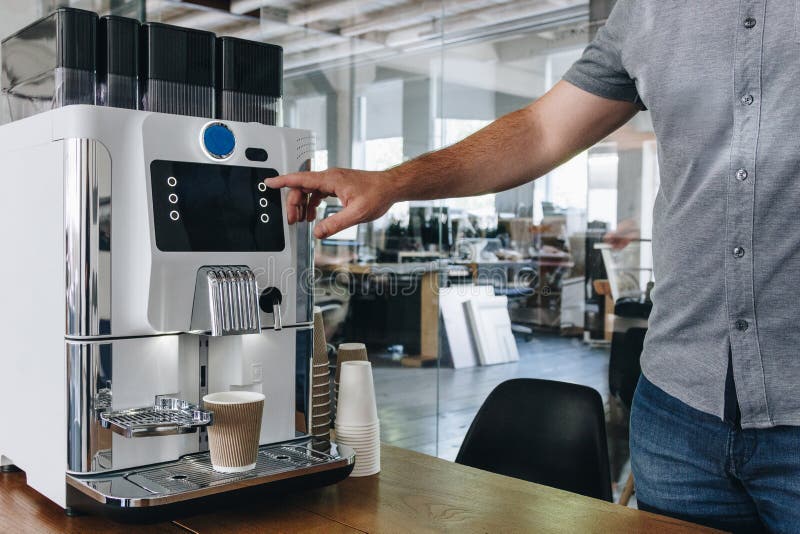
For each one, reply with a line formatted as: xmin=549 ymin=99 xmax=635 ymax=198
xmin=320 ymin=262 xmax=444 ymax=366
xmin=1 ymin=445 xmax=719 ymax=533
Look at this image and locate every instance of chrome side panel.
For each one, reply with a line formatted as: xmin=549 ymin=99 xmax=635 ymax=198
xmin=67 ymin=342 xmax=113 ymax=473
xmin=65 ymin=139 xmax=112 ymax=337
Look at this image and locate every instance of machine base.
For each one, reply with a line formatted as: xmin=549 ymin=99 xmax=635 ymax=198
xmin=66 ymin=438 xmax=354 ymax=523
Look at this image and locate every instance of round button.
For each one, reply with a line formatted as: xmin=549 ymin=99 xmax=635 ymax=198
xmin=743 ymin=17 xmax=756 ymax=29
xmin=259 ymin=198 xmax=268 ymax=207
xmin=736 ymin=168 xmax=748 ymax=181
xmin=733 ymin=246 xmax=745 ymax=258
xmin=167 ymin=176 xmax=177 ymax=187
xmin=202 ymin=122 xmax=236 ymax=160
xmin=258 ymin=182 xmax=268 ymax=192
xmin=735 ymin=319 xmax=749 ymax=332
xmin=741 ymin=94 xmax=754 ymax=106
xmin=168 ymin=193 xmax=179 ymax=204
xmin=170 ymin=210 xmax=180 ymax=221
xmin=260 ymin=214 xmax=270 ymax=223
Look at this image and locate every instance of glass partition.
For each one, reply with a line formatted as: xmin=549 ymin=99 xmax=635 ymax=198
xmin=281 ymin=11 xmax=447 ymax=457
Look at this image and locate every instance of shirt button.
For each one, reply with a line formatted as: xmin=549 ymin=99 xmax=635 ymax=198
xmin=736 ymin=168 xmax=748 ymax=181
xmin=741 ymin=94 xmax=754 ymax=105
xmin=743 ymin=17 xmax=756 ymax=29
xmin=733 ymin=246 xmax=745 ymax=258
xmin=735 ymin=319 xmax=749 ymax=332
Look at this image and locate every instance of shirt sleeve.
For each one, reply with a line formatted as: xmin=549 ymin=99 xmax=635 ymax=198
xmin=562 ymin=1 xmax=646 ymax=110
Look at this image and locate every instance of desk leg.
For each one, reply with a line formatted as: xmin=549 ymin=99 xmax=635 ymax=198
xmin=402 ymin=271 xmax=440 ymax=367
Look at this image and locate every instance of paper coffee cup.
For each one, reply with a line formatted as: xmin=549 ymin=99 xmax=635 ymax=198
xmin=203 ymin=391 xmax=265 ymax=473
xmin=335 ymin=343 xmax=368 ymax=383
xmin=336 ymin=361 xmax=378 ymax=426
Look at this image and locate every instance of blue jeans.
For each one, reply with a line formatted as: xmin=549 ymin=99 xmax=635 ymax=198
xmin=630 ymin=375 xmax=800 ymax=534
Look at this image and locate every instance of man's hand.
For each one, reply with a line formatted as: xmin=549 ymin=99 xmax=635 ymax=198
xmin=266 ymin=81 xmax=639 ymax=240
xmin=265 ymin=168 xmax=398 ymax=239
xmin=604 ymin=218 xmax=641 ymax=250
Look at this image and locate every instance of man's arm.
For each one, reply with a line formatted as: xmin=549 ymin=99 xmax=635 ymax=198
xmin=266 ymin=81 xmax=639 ymax=239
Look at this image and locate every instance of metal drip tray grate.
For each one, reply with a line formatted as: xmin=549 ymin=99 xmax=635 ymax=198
xmin=99 ymin=397 xmax=213 ymax=438
xmin=66 ymin=439 xmax=355 ymax=509
xmin=130 ymin=445 xmax=334 ymax=493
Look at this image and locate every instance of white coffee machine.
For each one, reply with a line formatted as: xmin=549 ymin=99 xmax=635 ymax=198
xmin=0 ymin=9 xmax=352 ymax=520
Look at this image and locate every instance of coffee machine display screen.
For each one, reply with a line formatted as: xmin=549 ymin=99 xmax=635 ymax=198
xmin=151 ymin=160 xmax=285 ymax=252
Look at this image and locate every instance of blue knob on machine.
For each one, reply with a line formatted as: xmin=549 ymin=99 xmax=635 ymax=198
xmin=202 ymin=122 xmax=236 ymax=159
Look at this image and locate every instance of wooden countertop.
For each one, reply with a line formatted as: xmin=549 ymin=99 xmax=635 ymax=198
xmin=1 ymin=445 xmax=720 ymax=533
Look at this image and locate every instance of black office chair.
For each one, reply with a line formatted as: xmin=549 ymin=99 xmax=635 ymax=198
xmin=455 ymin=378 xmax=613 ymax=502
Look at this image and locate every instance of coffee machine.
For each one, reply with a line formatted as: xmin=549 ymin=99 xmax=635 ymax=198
xmin=0 ymin=9 xmax=353 ymax=519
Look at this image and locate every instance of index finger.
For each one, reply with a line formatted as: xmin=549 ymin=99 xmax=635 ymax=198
xmin=265 ymin=171 xmax=328 ymax=192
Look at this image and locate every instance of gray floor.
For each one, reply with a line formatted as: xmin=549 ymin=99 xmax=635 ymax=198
xmin=372 ymin=334 xmax=610 ymax=461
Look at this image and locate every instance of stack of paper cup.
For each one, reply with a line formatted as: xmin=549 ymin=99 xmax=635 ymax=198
xmin=333 ymin=343 xmax=369 ymax=423
xmin=311 ymin=307 xmax=331 ymax=440
xmin=335 ymin=360 xmax=380 ymax=476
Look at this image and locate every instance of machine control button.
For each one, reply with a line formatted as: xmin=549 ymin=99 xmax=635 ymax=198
xmin=201 ymin=122 xmax=235 ymax=160
xmin=168 ymin=193 xmax=179 ymax=204
xmin=170 ymin=210 xmax=180 ymax=221
xmin=167 ymin=176 xmax=177 ymax=187
xmin=260 ymin=213 xmax=270 ymax=223
xmin=259 ymin=198 xmax=268 ymax=207
xmin=258 ymin=182 xmax=268 ymax=192
xmin=245 ymin=147 xmax=268 ymax=161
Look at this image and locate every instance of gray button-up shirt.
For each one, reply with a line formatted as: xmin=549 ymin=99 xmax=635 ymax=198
xmin=563 ymin=1 xmax=800 ymax=429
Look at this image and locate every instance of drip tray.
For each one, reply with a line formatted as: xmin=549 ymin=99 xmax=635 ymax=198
xmin=67 ymin=438 xmax=354 ymax=509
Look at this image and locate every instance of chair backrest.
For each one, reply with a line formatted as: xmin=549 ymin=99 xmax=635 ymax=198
xmin=455 ymin=378 xmax=613 ymax=502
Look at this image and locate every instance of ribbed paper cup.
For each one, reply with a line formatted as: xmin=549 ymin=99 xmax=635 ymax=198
xmin=312 ymin=413 xmax=331 ymax=429
xmin=312 ymin=374 xmax=330 ymax=386
xmin=312 ymin=391 xmax=330 ymax=404
xmin=203 ymin=391 xmax=264 ymax=473
xmin=313 ymin=308 xmax=329 ymax=365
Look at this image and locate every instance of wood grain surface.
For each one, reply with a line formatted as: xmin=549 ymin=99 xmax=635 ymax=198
xmin=0 ymin=445 xmax=722 ymax=533
xmin=285 ymin=445 xmax=722 ymax=534
xmin=0 ymin=470 xmax=180 ymax=533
